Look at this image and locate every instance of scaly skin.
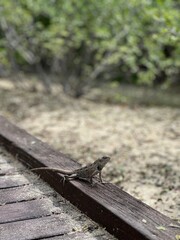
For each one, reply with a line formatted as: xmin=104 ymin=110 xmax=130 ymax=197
xmin=32 ymin=156 xmax=110 ymax=185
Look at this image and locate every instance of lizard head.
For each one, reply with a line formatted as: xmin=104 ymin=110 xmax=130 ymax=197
xmin=97 ymin=156 xmax=110 ymax=170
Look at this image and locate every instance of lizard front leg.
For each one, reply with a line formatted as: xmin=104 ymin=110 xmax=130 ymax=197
xmin=98 ymin=171 xmax=105 ymax=183
xmin=97 ymin=171 xmax=101 ymax=183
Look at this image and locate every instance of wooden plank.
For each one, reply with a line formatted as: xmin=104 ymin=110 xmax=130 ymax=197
xmin=0 ymin=185 xmax=49 ymax=204
xmin=0 ymin=149 xmax=115 ymax=240
xmin=0 ymin=175 xmax=29 ymax=189
xmin=0 ymin=215 xmax=71 ymax=240
xmin=0 ymin=158 xmax=7 ymax=163
xmin=0 ymin=163 xmax=16 ymax=175
xmin=0 ymin=151 xmax=9 ymax=163
xmin=0 ymin=198 xmax=52 ymax=223
xmin=41 ymin=233 xmax=111 ymax=240
xmin=0 ymin=158 xmax=8 ymax=163
xmin=0 ymin=116 xmax=179 ymax=240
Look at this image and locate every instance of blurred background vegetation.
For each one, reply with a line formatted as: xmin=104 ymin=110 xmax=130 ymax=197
xmin=0 ymin=0 xmax=179 ymax=103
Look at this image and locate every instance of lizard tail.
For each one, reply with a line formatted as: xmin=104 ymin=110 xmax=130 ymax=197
xmin=31 ymin=167 xmax=72 ymax=175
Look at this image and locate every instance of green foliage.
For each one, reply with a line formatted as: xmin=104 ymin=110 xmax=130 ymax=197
xmin=0 ymin=0 xmax=179 ymax=96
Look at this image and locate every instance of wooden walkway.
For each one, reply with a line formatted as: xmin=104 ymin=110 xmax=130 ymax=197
xmin=0 ymin=116 xmax=179 ymax=240
xmin=0 ymin=147 xmax=115 ymax=240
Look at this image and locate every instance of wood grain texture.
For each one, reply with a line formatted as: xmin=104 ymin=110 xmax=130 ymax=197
xmin=0 ymin=145 xmax=114 ymax=240
xmin=0 ymin=163 xmax=16 ymax=175
xmin=0 ymin=215 xmax=71 ymax=240
xmin=0 ymin=115 xmax=179 ymax=240
xmin=0 ymin=198 xmax=52 ymax=223
xmin=0 ymin=175 xmax=29 ymax=189
xmin=40 ymin=233 xmax=112 ymax=240
xmin=0 ymin=186 xmax=43 ymax=204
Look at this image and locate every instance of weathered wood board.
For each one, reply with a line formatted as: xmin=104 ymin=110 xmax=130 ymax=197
xmin=0 ymin=145 xmax=115 ymax=240
xmin=0 ymin=115 xmax=179 ymax=240
xmin=0 ymin=186 xmax=44 ymax=204
xmin=0 ymin=175 xmax=29 ymax=189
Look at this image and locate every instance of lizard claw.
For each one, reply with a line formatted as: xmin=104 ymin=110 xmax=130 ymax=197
xmin=60 ymin=176 xmax=68 ymax=186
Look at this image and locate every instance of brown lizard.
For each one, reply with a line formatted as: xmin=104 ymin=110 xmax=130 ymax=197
xmin=32 ymin=156 xmax=110 ymax=185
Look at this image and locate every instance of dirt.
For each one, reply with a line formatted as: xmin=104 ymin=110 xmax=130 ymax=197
xmin=0 ymin=79 xmax=179 ymax=220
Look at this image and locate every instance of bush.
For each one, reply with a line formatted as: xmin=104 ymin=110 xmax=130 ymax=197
xmin=0 ymin=0 xmax=179 ymax=96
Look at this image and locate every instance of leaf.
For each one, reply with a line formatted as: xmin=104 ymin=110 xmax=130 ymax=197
xmin=156 ymin=225 xmax=166 ymax=231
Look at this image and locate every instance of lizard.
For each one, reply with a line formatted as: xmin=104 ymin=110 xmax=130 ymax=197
xmin=31 ymin=156 xmax=110 ymax=185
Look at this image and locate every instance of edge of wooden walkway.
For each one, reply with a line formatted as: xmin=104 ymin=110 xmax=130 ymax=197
xmin=0 ymin=115 xmax=179 ymax=240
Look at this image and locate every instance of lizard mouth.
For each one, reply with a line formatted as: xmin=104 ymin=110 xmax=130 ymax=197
xmin=102 ymin=156 xmax=110 ymax=161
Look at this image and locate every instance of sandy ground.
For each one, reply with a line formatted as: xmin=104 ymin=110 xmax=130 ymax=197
xmin=0 ymin=79 xmax=179 ymax=220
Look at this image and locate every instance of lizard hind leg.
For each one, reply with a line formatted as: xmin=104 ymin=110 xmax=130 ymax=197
xmin=60 ymin=175 xmax=70 ymax=186
xmin=60 ymin=176 xmax=66 ymax=186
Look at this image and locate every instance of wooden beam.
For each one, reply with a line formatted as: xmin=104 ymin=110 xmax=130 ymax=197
xmin=0 ymin=215 xmax=75 ymax=240
xmin=0 ymin=116 xmax=179 ymax=240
